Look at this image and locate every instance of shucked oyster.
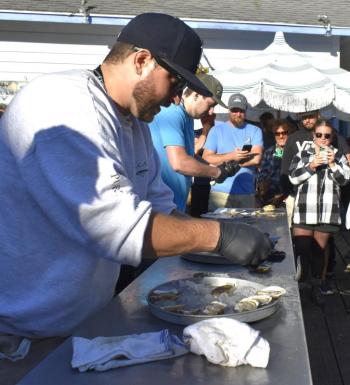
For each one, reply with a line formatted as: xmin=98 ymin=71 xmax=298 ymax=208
xmin=244 ymin=294 xmax=272 ymax=305
xmin=161 ymin=304 xmax=185 ymax=313
xmin=202 ymin=301 xmax=227 ymax=315
xmin=234 ymin=298 xmax=259 ymax=312
xmin=149 ymin=289 xmax=179 ymax=302
xmin=262 ymin=204 xmax=276 ymax=212
xmin=211 ymin=284 xmax=237 ymax=297
xmin=256 ymin=286 xmax=286 ymax=299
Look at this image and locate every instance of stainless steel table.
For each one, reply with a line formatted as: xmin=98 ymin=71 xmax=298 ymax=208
xmin=19 ymin=211 xmax=313 ymax=385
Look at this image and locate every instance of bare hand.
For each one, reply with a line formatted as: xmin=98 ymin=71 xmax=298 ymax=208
xmin=310 ymin=153 xmax=325 ymax=170
xmin=200 ymin=113 xmax=216 ymax=135
xmin=231 ymin=148 xmax=251 ymax=162
xmin=326 ymin=149 xmax=335 ymax=167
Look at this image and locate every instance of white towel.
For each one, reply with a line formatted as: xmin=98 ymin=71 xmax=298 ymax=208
xmin=183 ymin=318 xmax=270 ymax=368
xmin=346 ymin=203 xmax=350 ymax=230
xmin=71 ymin=330 xmax=188 ymax=372
xmin=0 ymin=336 xmax=31 ymax=362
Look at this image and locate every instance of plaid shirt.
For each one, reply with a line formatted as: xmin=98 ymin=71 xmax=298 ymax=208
xmin=257 ymin=145 xmax=282 ymax=195
xmin=289 ymin=145 xmax=350 ymax=225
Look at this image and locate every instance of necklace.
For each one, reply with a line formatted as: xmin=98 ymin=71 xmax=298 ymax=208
xmin=92 ymin=65 xmax=105 ymax=90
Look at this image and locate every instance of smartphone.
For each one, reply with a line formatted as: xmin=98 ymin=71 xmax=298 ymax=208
xmin=242 ymin=144 xmax=252 ymax=152
xmin=320 ymin=146 xmax=328 ymax=163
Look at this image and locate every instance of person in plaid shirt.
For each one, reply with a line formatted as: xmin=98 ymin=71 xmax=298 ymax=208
xmin=257 ymin=119 xmax=294 ymax=206
xmin=289 ymin=119 xmax=350 ymax=296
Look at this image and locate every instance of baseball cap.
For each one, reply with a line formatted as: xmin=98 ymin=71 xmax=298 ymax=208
xmin=228 ymin=93 xmax=248 ymax=111
xmin=196 ymin=74 xmax=227 ymax=108
xmin=297 ymin=110 xmax=319 ymax=118
xmin=117 ymin=13 xmax=212 ymax=97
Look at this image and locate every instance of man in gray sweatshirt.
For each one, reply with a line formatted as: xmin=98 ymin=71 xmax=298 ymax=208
xmin=0 ymin=13 xmax=271 ymax=343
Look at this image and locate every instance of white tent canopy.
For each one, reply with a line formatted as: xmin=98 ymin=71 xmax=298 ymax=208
xmin=213 ymin=32 xmax=350 ymax=120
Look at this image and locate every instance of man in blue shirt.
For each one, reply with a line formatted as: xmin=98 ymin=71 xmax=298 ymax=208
xmin=203 ymin=93 xmax=263 ymax=209
xmin=150 ymin=74 xmax=234 ymax=211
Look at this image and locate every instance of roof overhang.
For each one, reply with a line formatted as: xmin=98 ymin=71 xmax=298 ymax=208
xmin=1 ymin=10 xmax=350 ymax=37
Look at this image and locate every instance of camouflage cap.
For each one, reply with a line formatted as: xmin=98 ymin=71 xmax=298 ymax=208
xmin=196 ymin=73 xmax=227 ymax=108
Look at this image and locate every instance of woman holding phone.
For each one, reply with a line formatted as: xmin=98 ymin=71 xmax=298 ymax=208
xmin=289 ymin=119 xmax=350 ymax=296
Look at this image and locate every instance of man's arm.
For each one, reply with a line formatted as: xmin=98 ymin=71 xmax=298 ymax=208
xmin=238 ymin=145 xmax=263 ymax=167
xmin=202 ymin=147 xmax=253 ymax=165
xmin=142 ymin=212 xmax=220 ymax=257
xmin=166 ymin=145 xmax=220 ymax=179
xmin=142 ymin=211 xmax=272 ymax=266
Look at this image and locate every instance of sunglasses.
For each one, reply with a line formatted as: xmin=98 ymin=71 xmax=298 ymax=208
xmin=154 ymin=56 xmax=188 ymax=93
xmin=315 ymin=133 xmax=331 ymax=139
xmin=133 ymin=47 xmax=188 ymax=93
xmin=274 ymin=131 xmax=288 ymax=137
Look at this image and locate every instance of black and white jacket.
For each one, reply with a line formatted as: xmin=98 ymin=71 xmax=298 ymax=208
xmin=289 ymin=145 xmax=350 ymax=225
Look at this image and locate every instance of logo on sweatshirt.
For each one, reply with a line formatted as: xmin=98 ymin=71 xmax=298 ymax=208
xmin=136 ymin=161 xmax=148 ymax=176
xmin=111 ymin=173 xmax=121 ymax=192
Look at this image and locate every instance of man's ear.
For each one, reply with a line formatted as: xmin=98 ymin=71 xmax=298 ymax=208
xmin=134 ymin=50 xmax=156 ymax=77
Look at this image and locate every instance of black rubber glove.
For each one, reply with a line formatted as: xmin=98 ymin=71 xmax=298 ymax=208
xmin=217 ymin=222 xmax=272 ymax=266
xmin=215 ymin=161 xmax=240 ymax=184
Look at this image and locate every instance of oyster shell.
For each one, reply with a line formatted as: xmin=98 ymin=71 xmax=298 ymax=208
xmin=202 ymin=301 xmax=227 ymax=315
xmin=245 ymin=294 xmax=273 ymax=305
xmin=256 ymin=286 xmax=286 ymax=299
xmin=149 ymin=289 xmax=179 ymax=302
xmin=161 ymin=304 xmax=184 ymax=313
xmin=211 ymin=283 xmax=237 ymax=296
xmin=263 ymin=204 xmax=276 ymax=212
xmin=234 ymin=298 xmax=259 ymax=312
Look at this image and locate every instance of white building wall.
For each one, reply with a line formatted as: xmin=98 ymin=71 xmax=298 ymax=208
xmin=0 ymin=21 xmax=341 ymax=111
xmin=0 ymin=41 xmax=109 ymax=82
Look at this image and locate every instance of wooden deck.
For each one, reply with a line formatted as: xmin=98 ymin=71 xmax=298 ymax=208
xmin=301 ymin=229 xmax=350 ymax=385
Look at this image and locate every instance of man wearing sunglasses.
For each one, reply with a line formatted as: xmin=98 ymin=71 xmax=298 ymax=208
xmin=0 ymin=11 xmax=272 ymax=359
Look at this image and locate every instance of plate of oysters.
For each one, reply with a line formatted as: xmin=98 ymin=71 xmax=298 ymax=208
xmin=147 ymin=276 xmax=286 ymax=325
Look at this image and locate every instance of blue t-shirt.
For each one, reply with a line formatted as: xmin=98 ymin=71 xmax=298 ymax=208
xmin=149 ymin=104 xmax=194 ymax=211
xmin=204 ymin=121 xmax=263 ymax=195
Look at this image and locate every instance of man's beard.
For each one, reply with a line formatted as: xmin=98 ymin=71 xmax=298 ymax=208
xmin=304 ymin=122 xmax=316 ymax=131
xmin=231 ymin=116 xmax=245 ymax=127
xmin=132 ymin=75 xmax=160 ymax=122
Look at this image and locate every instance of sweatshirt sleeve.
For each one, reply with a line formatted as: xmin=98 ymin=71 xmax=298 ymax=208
xmin=280 ymin=137 xmax=296 ymax=195
xmin=288 ymin=151 xmax=315 ymax=185
xmin=328 ymin=154 xmax=350 ymax=186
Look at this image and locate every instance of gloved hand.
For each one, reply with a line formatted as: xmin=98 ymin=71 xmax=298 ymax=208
xmin=215 ymin=161 xmax=240 ymax=184
xmin=217 ymin=222 xmax=272 ymax=266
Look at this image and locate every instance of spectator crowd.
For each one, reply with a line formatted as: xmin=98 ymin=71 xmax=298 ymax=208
xmin=149 ymin=84 xmax=350 ymax=300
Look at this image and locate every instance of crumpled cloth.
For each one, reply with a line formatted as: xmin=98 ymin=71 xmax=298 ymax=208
xmin=183 ymin=318 xmax=270 ymax=368
xmin=0 ymin=335 xmax=31 ymax=361
xmin=71 ymin=329 xmax=188 ymax=372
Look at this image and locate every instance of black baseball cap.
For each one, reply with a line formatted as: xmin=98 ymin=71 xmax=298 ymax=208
xmin=116 ymin=13 xmax=212 ymax=97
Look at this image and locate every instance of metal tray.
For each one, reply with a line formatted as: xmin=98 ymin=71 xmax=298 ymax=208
xmin=147 ymin=276 xmax=280 ymax=325
xmin=181 ymin=252 xmax=233 ymax=265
